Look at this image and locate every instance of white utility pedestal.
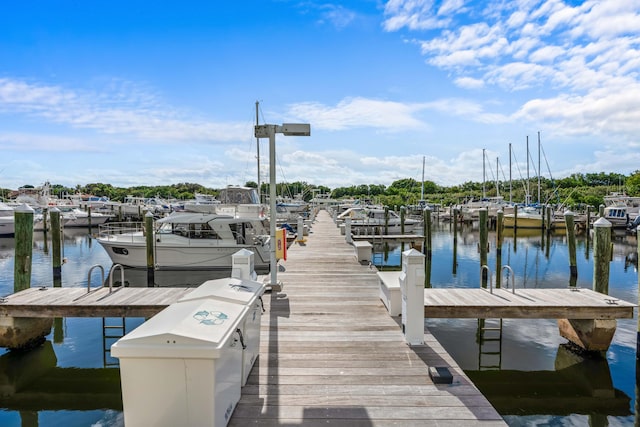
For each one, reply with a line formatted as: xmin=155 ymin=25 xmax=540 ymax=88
xmin=345 ymin=217 xmax=353 ymax=243
xmin=231 ymin=248 xmax=257 ymax=281
xmin=111 ymin=299 xmax=248 ymax=427
xmin=399 ymin=248 xmax=425 ymax=345
xmin=179 ymin=277 xmax=266 ymax=386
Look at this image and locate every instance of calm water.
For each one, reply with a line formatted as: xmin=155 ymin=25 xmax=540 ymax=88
xmin=0 ymin=223 xmax=638 ymax=426
xmin=377 ymin=222 xmax=639 ymax=427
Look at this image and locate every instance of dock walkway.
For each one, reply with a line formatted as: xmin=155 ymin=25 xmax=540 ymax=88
xmin=230 ymin=210 xmax=505 ymax=426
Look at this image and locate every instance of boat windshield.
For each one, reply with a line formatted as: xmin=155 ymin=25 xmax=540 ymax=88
xmin=156 ymin=221 xmax=219 ymax=239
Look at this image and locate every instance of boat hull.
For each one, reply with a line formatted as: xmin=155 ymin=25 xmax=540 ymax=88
xmin=96 ymin=235 xmax=270 ymax=272
xmin=0 ymin=218 xmax=15 ymax=237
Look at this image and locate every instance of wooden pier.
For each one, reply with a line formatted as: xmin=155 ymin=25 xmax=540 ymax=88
xmin=0 ymin=287 xmax=193 ymax=318
xmin=423 ymin=288 xmax=635 ymax=319
xmin=230 ymin=210 xmax=506 ymax=426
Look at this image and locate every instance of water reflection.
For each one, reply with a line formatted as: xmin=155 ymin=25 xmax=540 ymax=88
xmin=0 ymin=341 xmax=122 ymax=412
xmin=467 ymin=344 xmax=630 ymax=417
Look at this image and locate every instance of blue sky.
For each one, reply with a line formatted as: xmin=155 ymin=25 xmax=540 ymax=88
xmin=1 ymin=0 xmax=639 ymax=192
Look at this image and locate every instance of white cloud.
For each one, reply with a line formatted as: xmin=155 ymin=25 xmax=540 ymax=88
xmin=318 ymin=4 xmax=357 ymax=29
xmin=285 ymin=97 xmax=428 ymax=131
xmin=454 ymin=76 xmax=485 ymax=89
xmin=383 ymin=0 xmax=640 ymax=144
xmin=0 ymin=77 xmax=251 ymax=143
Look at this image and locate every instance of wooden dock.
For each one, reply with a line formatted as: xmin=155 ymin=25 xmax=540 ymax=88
xmin=0 ymin=287 xmax=193 ymax=318
xmin=423 ymin=288 xmax=635 ymax=319
xmin=230 ymin=210 xmax=506 ymax=426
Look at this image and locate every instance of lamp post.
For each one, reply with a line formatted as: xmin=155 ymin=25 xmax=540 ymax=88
xmin=255 ymin=123 xmax=311 ymax=288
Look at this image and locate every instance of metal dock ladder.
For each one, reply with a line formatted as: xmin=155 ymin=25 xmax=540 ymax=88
xmin=99 ymin=264 xmax=128 ymax=366
xmin=477 ymin=318 xmax=503 ymax=370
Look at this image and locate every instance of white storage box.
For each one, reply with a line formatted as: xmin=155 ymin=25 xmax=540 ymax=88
xmin=111 ymin=298 xmax=248 ymax=427
xmin=180 ymin=277 xmax=266 ymax=386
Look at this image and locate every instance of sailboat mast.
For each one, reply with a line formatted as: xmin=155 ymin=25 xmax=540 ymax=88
xmin=495 ymin=157 xmax=499 ymax=198
xmin=482 ymin=148 xmax=486 ymax=199
xmin=421 ymin=155 xmax=425 ymax=201
xmin=255 ymin=100 xmax=261 ymax=203
xmin=537 ymin=131 xmax=541 ymax=204
xmin=509 ymin=143 xmax=512 ymax=204
xmin=526 ymin=136 xmax=530 ymax=205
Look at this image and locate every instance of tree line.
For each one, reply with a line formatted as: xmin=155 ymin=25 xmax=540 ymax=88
xmin=3 ymin=170 xmax=639 ymax=210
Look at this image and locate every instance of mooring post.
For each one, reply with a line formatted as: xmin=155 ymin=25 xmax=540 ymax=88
xmin=50 ymin=207 xmax=63 ymax=286
xmin=118 ymin=205 xmax=123 ymax=222
xmin=400 ymin=205 xmax=406 ymax=236
xmin=345 ymin=217 xmax=353 ymax=243
xmin=384 ymin=206 xmax=389 ymax=235
xmin=564 ymin=210 xmax=578 ymax=286
xmin=546 ymin=205 xmax=553 ymax=231
xmin=144 ymin=211 xmax=155 ymax=287
xmin=14 ymin=204 xmax=34 ymax=292
xmin=87 ymin=205 xmax=92 ymax=232
xmin=586 ymin=206 xmax=591 ymax=235
xmin=42 ymin=206 xmax=49 ymax=232
xmin=479 ymin=208 xmax=488 ymax=288
xmin=593 ymin=217 xmax=612 ymax=295
xmin=513 ymin=204 xmax=518 ymax=230
xmin=599 ymin=204 xmax=605 ymax=218
xmin=452 ymin=208 xmax=458 ymax=275
xmin=495 ymin=210 xmax=504 ymax=288
xmin=423 ymin=207 xmax=432 ymax=288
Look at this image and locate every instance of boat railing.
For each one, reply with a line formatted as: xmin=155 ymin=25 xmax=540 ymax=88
xmin=98 ymin=222 xmax=145 ymax=240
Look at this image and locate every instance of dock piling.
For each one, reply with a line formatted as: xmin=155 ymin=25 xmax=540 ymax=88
xmin=14 ymin=204 xmax=34 ymax=292
xmin=564 ymin=210 xmax=578 ymax=286
xmin=144 ymin=212 xmax=155 ymax=287
xmin=50 ymin=207 xmax=62 ymax=286
xmin=479 ymin=209 xmax=488 ymax=288
xmin=496 ymin=210 xmax=504 ymax=288
xmin=593 ymin=217 xmax=612 ymax=295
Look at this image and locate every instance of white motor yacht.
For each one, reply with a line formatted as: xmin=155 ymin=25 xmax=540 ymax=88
xmin=95 ymin=211 xmax=271 ymax=271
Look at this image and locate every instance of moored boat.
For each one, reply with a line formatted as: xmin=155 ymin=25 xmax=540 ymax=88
xmin=95 ymin=211 xmax=271 ymax=271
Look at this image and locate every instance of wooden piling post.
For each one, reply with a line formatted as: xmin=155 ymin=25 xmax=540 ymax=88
xmin=14 ymin=204 xmax=34 ymax=292
xmin=384 ymin=206 xmax=389 ymax=235
xmin=87 ymin=205 xmax=92 ymax=231
xmin=495 ymin=210 xmax=504 ymax=288
xmin=564 ymin=210 xmax=578 ymax=287
xmin=42 ymin=207 xmax=49 ymax=232
xmin=593 ymin=217 xmax=612 ymax=295
xmin=145 ymin=211 xmax=155 ymax=287
xmin=599 ymin=204 xmax=605 ymax=218
xmin=513 ymin=204 xmax=518 ymax=230
xmin=546 ymin=205 xmax=552 ymax=231
xmin=400 ymin=206 xmax=405 ymax=236
xmin=479 ymin=208 xmax=488 ymax=288
xmin=423 ymin=207 xmax=432 ymax=288
xmin=50 ymin=207 xmax=63 ymax=286
xmin=452 ymin=208 xmax=458 ymax=275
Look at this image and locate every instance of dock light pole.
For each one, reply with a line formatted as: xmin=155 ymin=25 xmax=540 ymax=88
xmin=255 ymin=123 xmax=311 ymax=289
